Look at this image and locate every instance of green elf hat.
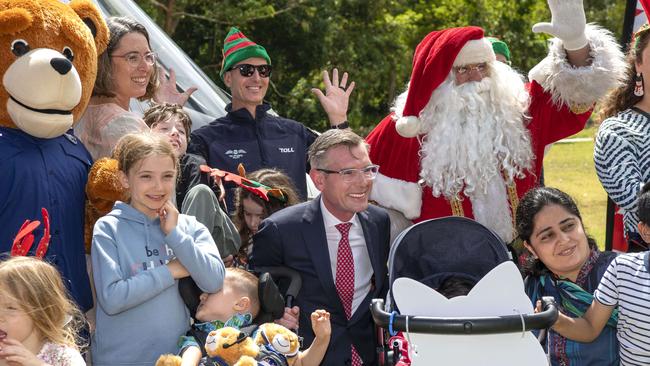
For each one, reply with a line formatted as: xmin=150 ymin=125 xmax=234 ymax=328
xmin=220 ymin=27 xmax=271 ymax=80
xmin=486 ymin=37 xmax=511 ymax=64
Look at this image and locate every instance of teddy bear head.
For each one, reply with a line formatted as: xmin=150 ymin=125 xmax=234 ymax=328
xmin=254 ymin=323 xmax=300 ymax=366
xmin=0 ymin=0 xmax=108 ymax=138
xmin=205 ymin=327 xmax=259 ymax=365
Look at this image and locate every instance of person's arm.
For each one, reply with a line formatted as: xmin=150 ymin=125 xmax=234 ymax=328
xmin=310 ymin=68 xmax=354 ymax=128
xmin=595 ymin=126 xmax=644 ymax=213
xmin=187 ymin=133 xmax=209 ymax=161
xmin=180 ymin=155 xmax=206 ymax=195
xmin=180 ymin=346 xmax=202 ymax=366
xmin=566 ymin=46 xmax=591 ymax=68
xmin=551 ymin=300 xmax=615 ymax=342
xmin=102 ymin=113 xmax=148 ymax=158
xmin=294 ymin=310 xmax=331 ymax=366
xmin=154 ymin=67 xmax=198 ymax=106
xmin=250 ymin=219 xmax=300 ymax=329
xmin=177 ymin=333 xmax=203 ymax=366
xmin=91 ymin=219 xmax=176 ymax=315
xmin=553 ymin=255 xmax=621 ymax=342
xmin=250 ymin=218 xmax=284 ymax=268
xmin=163 ymin=206 xmax=225 ymax=293
xmin=532 ymin=0 xmax=590 ymax=66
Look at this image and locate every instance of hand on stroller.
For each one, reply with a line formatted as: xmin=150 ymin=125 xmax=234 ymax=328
xmin=275 ymin=306 xmax=300 ymax=330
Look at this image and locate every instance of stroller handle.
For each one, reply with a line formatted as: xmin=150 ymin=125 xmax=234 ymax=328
xmin=370 ymin=297 xmax=558 ymax=335
xmin=255 ymin=266 xmax=302 ymax=308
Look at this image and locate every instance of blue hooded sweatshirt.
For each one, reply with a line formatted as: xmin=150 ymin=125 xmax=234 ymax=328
xmin=91 ymin=202 xmax=224 ymax=365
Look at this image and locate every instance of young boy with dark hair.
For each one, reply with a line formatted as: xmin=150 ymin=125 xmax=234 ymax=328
xmin=144 ymin=102 xmax=240 ymax=262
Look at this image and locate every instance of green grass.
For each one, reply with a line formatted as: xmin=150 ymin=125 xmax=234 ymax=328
xmin=543 ymin=125 xmax=607 ymax=249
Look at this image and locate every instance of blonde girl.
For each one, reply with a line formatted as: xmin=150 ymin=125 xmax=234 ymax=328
xmin=91 ymin=133 xmax=224 ymax=366
xmin=0 ymin=256 xmax=86 ymax=366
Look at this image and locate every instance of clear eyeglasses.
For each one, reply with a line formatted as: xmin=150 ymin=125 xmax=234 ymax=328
xmin=111 ymin=51 xmax=157 ymax=68
xmin=316 ymin=164 xmax=380 ymax=182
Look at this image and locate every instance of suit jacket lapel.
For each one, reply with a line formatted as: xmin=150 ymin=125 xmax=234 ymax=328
xmin=350 ymin=209 xmax=384 ymax=324
xmin=358 ymin=210 xmax=382 ymax=291
xmin=302 ymin=197 xmax=344 ymax=314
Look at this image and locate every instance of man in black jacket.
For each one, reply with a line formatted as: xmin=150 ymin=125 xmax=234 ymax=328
xmin=188 ymin=26 xmax=354 ymax=211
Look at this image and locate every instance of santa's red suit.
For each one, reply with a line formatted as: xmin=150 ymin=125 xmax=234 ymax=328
xmin=366 ymin=22 xmax=624 ymax=242
xmin=368 ymin=82 xmax=589 ymax=222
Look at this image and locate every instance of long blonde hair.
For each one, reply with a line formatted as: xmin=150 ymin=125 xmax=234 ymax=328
xmin=0 ymin=257 xmax=86 ymax=349
xmin=113 ymin=132 xmax=179 ymax=176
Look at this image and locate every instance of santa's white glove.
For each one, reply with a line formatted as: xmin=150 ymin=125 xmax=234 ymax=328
xmin=532 ymin=0 xmax=588 ymax=51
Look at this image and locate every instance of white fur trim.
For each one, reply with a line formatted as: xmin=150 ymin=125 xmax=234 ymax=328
xmin=471 ymin=175 xmax=514 ymax=243
xmin=528 ymin=24 xmax=626 ymax=108
xmin=453 ymin=38 xmax=496 ymax=67
xmin=370 ymin=173 xmax=422 ymax=219
xmin=395 ymin=115 xmax=421 ymax=138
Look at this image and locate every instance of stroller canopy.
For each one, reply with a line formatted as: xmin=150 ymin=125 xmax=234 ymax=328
xmin=388 ymin=216 xmax=510 ymax=294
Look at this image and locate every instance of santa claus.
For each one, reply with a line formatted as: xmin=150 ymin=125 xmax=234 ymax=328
xmin=366 ymin=0 xmax=625 ymax=242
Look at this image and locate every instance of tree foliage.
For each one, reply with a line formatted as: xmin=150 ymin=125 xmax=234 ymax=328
xmin=136 ymin=0 xmax=626 ymax=135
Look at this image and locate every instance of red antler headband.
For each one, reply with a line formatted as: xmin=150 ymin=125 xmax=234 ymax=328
xmin=11 ymin=208 xmax=51 ymax=259
xmin=199 ymin=164 xmax=287 ymax=203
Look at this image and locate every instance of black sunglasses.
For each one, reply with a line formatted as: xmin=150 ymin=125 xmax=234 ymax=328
xmin=229 ymin=64 xmax=272 ymax=78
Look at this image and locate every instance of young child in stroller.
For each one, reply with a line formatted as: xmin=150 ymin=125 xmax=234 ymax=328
xmin=373 ymin=217 xmax=557 ymax=366
xmin=177 ymin=267 xmax=331 ymax=366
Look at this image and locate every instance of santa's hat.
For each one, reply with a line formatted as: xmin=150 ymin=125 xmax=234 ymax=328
xmin=396 ymin=27 xmax=496 ymax=137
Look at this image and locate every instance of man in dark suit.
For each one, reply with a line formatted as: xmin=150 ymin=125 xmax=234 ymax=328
xmin=251 ymin=129 xmax=390 ymax=365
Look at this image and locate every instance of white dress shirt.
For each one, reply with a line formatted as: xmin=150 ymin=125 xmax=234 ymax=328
xmin=320 ymin=198 xmax=373 ymax=316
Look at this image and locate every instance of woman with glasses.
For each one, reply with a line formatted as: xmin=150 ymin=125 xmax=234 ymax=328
xmin=75 ymin=17 xmax=193 ymax=160
xmin=517 ymin=187 xmax=619 ymax=365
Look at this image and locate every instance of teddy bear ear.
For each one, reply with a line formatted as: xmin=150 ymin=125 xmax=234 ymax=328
xmin=0 ymin=7 xmax=33 ymax=36
xmin=68 ymin=0 xmax=109 ymax=54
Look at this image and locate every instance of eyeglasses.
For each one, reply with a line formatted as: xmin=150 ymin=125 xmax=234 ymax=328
xmin=454 ymin=62 xmax=488 ymax=76
xmin=110 ymin=51 xmax=156 ymax=67
xmin=229 ymin=64 xmax=272 ymax=78
xmin=317 ymin=164 xmax=380 ymax=182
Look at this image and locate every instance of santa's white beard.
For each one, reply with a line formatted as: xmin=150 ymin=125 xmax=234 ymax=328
xmin=393 ymin=62 xmax=534 ymax=241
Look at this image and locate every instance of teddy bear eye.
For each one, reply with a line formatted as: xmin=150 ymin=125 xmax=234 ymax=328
xmin=11 ymin=39 xmax=30 ymax=57
xmin=62 ymin=47 xmax=74 ymax=62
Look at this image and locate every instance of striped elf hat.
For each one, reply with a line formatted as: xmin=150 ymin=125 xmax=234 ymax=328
xmin=220 ymin=27 xmax=271 ymax=80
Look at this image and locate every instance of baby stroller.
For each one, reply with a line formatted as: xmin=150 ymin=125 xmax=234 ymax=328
xmin=370 ymin=217 xmax=558 ymax=366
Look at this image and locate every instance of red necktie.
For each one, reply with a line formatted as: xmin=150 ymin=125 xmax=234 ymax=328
xmin=335 ymin=222 xmax=362 ymax=366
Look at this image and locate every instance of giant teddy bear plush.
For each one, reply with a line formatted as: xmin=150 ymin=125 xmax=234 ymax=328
xmin=0 ymin=0 xmax=108 ymax=312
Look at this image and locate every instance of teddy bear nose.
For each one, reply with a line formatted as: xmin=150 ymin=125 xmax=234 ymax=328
xmin=50 ymin=57 xmax=72 ymax=75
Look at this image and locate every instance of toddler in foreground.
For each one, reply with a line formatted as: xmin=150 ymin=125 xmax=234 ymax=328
xmin=178 ymin=268 xmax=330 ymax=366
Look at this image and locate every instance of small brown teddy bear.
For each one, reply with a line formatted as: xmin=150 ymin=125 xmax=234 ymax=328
xmin=154 ymin=354 xmax=183 ymax=366
xmin=156 ymin=327 xmax=259 ymax=366
xmin=205 ymin=327 xmax=259 ymax=366
xmin=84 ymin=157 xmax=127 ymax=252
xmin=254 ymin=323 xmax=300 ymax=366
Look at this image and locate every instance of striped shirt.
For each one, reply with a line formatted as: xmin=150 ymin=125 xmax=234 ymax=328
xmin=594 ymin=108 xmax=650 ymax=236
xmin=595 ymin=252 xmax=650 ymax=365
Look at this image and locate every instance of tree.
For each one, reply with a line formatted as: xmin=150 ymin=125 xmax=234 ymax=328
xmin=136 ymin=0 xmax=626 ymax=134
